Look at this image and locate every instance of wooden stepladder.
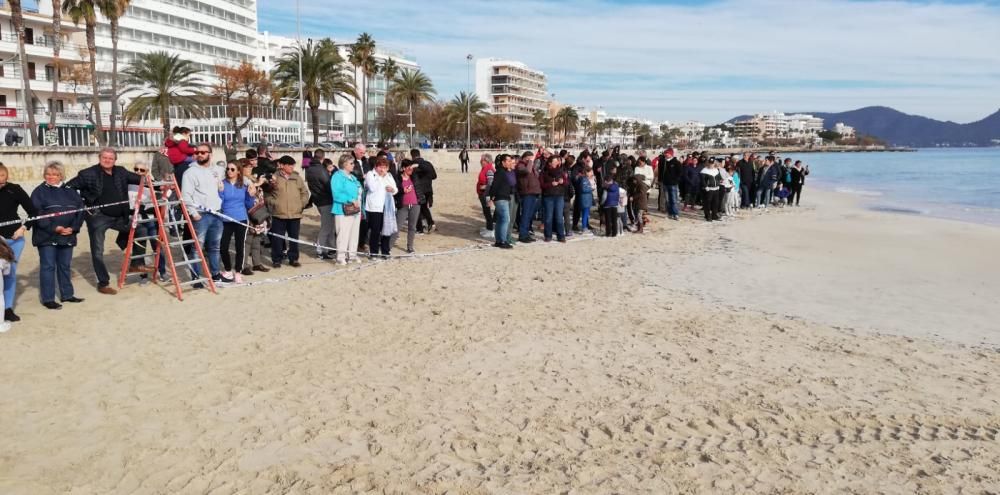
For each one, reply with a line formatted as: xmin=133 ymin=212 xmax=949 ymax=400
xmin=118 ymin=176 xmax=217 ymax=300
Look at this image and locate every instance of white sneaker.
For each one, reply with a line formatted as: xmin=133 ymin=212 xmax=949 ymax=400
xmin=0 ymin=321 xmax=11 ymax=333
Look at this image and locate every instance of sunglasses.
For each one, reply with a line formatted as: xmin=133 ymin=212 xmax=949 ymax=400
xmin=134 ymin=168 xmax=147 ymax=173
xmin=227 ymin=167 xmax=238 ymax=172
xmin=195 ymin=151 xmax=211 ymax=155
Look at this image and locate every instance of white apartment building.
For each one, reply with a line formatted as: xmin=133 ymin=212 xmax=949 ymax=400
xmin=786 ymin=113 xmax=824 ymax=135
xmin=833 ymin=122 xmax=855 ymax=138
xmin=0 ymin=2 xmax=91 ymax=146
xmin=33 ymin=0 xmax=260 ymax=146
xmin=475 ymin=58 xmax=548 ymax=143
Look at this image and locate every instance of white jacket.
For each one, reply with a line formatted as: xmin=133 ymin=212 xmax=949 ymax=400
xmin=364 ymin=170 xmax=399 ymax=213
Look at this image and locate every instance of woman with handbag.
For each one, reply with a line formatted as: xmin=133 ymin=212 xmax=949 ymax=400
xmin=331 ymin=154 xmax=363 ymax=265
xmin=219 ymin=160 xmax=257 ymax=283
xmin=241 ymin=159 xmax=270 ymax=275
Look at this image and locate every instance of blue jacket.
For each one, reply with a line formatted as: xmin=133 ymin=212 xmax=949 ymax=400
xmin=30 ymin=182 xmax=85 ymax=247
xmin=576 ymin=176 xmax=594 ymax=208
xmin=602 ymin=182 xmax=620 ymax=208
xmin=218 ymin=181 xmax=255 ymax=222
xmin=330 ymin=170 xmax=360 ymax=215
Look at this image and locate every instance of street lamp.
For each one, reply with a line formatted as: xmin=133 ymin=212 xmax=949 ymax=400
xmin=466 ymin=54 xmax=472 ymax=151
xmin=296 ymin=0 xmax=305 ymax=146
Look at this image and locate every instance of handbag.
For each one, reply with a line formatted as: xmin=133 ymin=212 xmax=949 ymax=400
xmin=342 ymin=202 xmax=360 ymax=216
xmin=248 ymin=200 xmax=270 ymax=224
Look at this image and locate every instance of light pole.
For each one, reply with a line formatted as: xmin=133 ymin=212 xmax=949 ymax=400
xmin=466 ymin=54 xmax=472 ymax=151
xmin=296 ymin=0 xmax=305 ymax=145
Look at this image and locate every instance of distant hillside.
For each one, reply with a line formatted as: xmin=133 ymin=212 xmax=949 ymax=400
xmin=727 ymin=106 xmax=1000 ymax=147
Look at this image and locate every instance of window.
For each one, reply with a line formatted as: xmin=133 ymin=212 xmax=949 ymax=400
xmin=0 ymin=95 xmax=6 ymax=107
xmin=45 ymin=65 xmax=55 ymax=80
xmin=25 ymin=28 xmax=34 ymax=44
xmin=28 ymin=62 xmax=36 ymax=80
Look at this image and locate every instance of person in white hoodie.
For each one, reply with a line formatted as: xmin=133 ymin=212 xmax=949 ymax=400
xmin=364 ymin=156 xmax=399 ymax=258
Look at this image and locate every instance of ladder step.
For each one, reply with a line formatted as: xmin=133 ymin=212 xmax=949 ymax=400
xmin=177 ymin=278 xmax=210 ymax=288
xmin=162 ymin=220 xmax=187 ymax=228
xmin=151 ymin=180 xmax=176 ymax=187
xmin=160 ymin=200 xmax=185 ymax=207
xmin=133 ymin=235 xmax=160 ymax=242
xmin=136 ymin=217 xmax=158 ymax=224
xmin=173 ymin=259 xmax=203 ymax=267
xmin=129 ymin=253 xmax=150 ymax=260
xmin=170 ymin=239 xmax=196 ymax=247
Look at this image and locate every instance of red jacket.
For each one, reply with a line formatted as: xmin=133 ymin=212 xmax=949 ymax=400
xmin=476 ymin=163 xmax=495 ymax=195
xmin=165 ymin=138 xmax=195 ymax=166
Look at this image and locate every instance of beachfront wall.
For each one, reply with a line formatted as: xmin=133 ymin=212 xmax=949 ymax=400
xmin=0 ymin=145 xmax=904 ymax=182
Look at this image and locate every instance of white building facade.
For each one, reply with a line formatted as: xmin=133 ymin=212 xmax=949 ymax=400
xmin=475 ymin=58 xmax=548 ymax=144
xmin=0 ymin=2 xmax=91 ymax=146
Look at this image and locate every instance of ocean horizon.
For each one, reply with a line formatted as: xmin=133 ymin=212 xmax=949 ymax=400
xmin=799 ymin=148 xmax=1000 ymax=226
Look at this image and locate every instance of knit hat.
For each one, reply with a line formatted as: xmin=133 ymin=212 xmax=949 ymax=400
xmin=277 ymin=155 xmax=296 ymax=166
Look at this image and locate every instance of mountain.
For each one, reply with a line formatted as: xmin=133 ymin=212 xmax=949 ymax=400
xmin=726 ymin=106 xmax=1000 ymax=147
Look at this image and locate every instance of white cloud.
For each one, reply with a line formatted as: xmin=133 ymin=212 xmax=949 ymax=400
xmin=262 ymin=0 xmax=1000 ymax=124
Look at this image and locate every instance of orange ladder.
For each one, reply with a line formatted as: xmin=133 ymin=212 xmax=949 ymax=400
xmin=117 ymin=175 xmax=217 ymax=300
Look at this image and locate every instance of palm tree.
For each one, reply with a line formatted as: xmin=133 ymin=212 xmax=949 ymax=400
xmin=387 ymin=69 xmax=435 ymax=147
xmin=62 ymin=0 xmax=104 ymax=145
xmin=273 ymin=39 xmax=358 ymax=144
xmin=531 ymin=109 xmax=550 ymax=145
xmin=446 ymin=92 xmax=487 ymax=140
xmin=381 ymin=57 xmax=399 ymax=85
xmin=349 ymin=32 xmax=376 ymax=144
xmin=97 ymin=0 xmax=131 ymax=146
xmin=121 ymin=51 xmax=204 ymax=135
xmin=637 ymin=123 xmax=652 ymax=146
xmin=552 ymin=107 xmax=579 ymax=144
xmin=579 ymin=118 xmax=593 ymax=147
xmin=621 ymin=121 xmax=633 ymax=147
xmin=9 ymin=0 xmax=37 ymax=146
xmin=48 ymin=0 xmax=64 ymax=142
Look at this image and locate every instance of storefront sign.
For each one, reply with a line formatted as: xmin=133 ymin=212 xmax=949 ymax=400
xmin=0 ymin=108 xmax=17 ymax=118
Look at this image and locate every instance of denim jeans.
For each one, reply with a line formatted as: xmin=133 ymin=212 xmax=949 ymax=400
xmin=740 ymin=182 xmax=753 ymax=208
xmin=493 ymin=200 xmax=511 ymax=245
xmin=3 ymin=237 xmax=24 ymax=309
xmin=193 ymin=213 xmax=224 ymax=277
xmin=542 ymin=195 xmax=566 ymax=241
xmin=478 ymin=194 xmax=493 ymax=230
xmin=666 ymin=185 xmax=680 ymax=217
xmin=756 ymin=186 xmax=773 ymax=208
xmin=518 ymin=194 xmax=539 ymax=240
xmin=270 ymin=218 xmax=301 ymax=263
xmin=38 ymin=244 xmax=75 ymax=303
xmin=84 ymin=212 xmax=130 ymax=287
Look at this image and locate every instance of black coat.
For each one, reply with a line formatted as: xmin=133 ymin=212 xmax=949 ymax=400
xmin=30 ymin=182 xmax=85 ymax=247
xmin=488 ymin=167 xmax=515 ymax=201
xmin=0 ymin=183 xmax=37 ymax=238
xmin=658 ymin=156 xmax=683 ymax=186
xmin=305 ymin=164 xmax=333 ymax=207
xmin=65 ymin=164 xmax=142 ymax=207
xmin=412 ymin=158 xmax=437 ymax=195
xmin=737 ymin=159 xmax=755 ymax=188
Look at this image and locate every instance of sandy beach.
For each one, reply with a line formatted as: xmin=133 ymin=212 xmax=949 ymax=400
xmin=1 ymin=170 xmax=998 ymax=494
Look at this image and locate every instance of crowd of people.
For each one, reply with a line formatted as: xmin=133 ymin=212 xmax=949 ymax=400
xmin=0 ymin=132 xmax=810 ymax=331
xmin=476 ymin=147 xmax=809 ymax=247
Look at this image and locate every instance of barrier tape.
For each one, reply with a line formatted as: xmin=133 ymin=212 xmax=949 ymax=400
xmin=0 ymin=200 xmax=133 ymax=229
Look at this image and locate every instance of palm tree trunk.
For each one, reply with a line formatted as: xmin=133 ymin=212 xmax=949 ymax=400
xmin=161 ymin=98 xmax=170 ymax=137
xmin=48 ymin=0 xmax=62 ymax=142
xmin=361 ymin=74 xmax=368 ymax=144
xmin=310 ymin=104 xmax=320 ymax=144
xmin=10 ymin=0 xmax=38 ymax=146
xmin=86 ymin=21 xmax=105 ymax=146
xmin=108 ymin=17 xmax=119 ymax=146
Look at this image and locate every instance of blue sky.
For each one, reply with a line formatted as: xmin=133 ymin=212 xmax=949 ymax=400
xmin=259 ymin=0 xmax=1000 ymax=124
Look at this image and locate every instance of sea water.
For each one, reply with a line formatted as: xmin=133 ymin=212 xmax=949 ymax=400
xmin=794 ymin=148 xmax=1000 ymax=226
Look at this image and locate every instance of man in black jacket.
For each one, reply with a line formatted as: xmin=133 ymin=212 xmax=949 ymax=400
xmin=66 ymin=147 xmax=146 ymax=295
xmin=306 ymin=152 xmax=335 ymax=259
xmin=487 ymin=154 xmax=516 ymax=248
xmin=737 ymin=152 xmax=755 ymax=208
xmin=411 ymin=149 xmax=438 ymax=233
xmin=657 ymin=148 xmax=683 ymax=220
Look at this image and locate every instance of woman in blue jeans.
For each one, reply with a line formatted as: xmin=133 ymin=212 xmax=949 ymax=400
xmin=31 ymin=162 xmax=86 ymax=310
xmin=0 ymin=163 xmax=38 ymax=322
xmin=539 ymin=155 xmax=568 ymax=242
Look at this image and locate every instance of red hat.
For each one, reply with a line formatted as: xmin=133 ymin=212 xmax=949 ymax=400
xmin=665 ymin=148 xmax=675 ymax=156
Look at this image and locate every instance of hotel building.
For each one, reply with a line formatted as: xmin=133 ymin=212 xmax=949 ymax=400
xmin=475 ymin=58 xmax=548 ymax=144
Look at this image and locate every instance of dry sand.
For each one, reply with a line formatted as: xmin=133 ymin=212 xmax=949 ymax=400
xmin=1 ymin=170 xmax=998 ymax=494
